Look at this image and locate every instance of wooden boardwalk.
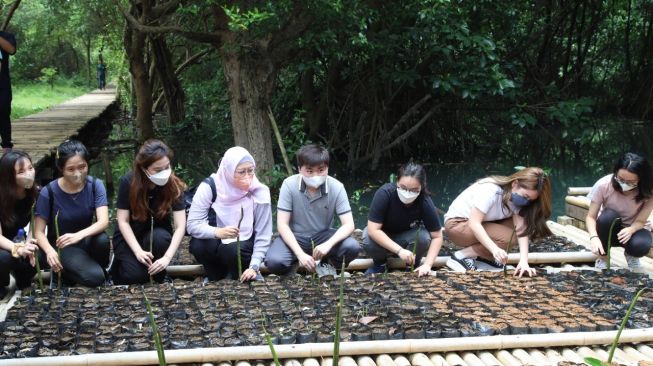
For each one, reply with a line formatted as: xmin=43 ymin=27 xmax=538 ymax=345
xmin=10 ymin=86 xmax=117 ymax=165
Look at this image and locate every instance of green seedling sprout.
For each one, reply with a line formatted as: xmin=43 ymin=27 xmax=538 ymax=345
xmin=237 ymin=206 xmax=244 ymax=278
xmin=503 ymin=226 xmax=516 ymax=277
xmin=149 ymin=216 xmax=154 ymax=285
xmin=54 ymin=211 xmax=62 ymax=290
xmin=311 ymin=239 xmax=317 ymax=283
xmin=584 ymin=287 xmax=648 ymax=366
xmin=333 ymin=259 xmax=345 ymax=366
xmin=261 ymin=317 xmax=280 ymax=366
xmin=411 ymin=226 xmax=420 ymax=272
xmin=30 ymin=203 xmax=44 ymax=291
xmin=606 ymin=217 xmax=619 ymax=270
xmin=143 ymin=291 xmax=167 ymax=366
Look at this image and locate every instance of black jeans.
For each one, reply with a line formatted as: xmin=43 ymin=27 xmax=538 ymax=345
xmin=40 ymin=232 xmax=110 ymax=287
xmin=597 ymin=208 xmax=652 ymax=257
xmin=0 ymin=249 xmax=36 ymax=289
xmin=0 ymin=94 xmax=12 ymax=148
xmin=111 ymin=227 xmax=172 ymax=285
xmin=189 ymin=237 xmax=254 ymax=280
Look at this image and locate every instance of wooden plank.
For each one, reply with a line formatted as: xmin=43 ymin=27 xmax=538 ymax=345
xmin=565 ymin=203 xmax=589 ymax=221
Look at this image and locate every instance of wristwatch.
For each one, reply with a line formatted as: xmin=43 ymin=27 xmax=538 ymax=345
xmin=250 ymin=264 xmax=260 ymax=272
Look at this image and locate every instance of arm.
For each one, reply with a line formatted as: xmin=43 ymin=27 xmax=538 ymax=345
xmin=585 ymin=201 xmax=604 ymax=255
xmin=116 ymin=208 xmax=153 ymax=267
xmin=56 ymin=206 xmax=109 ymax=248
xmin=467 ymin=207 xmax=507 ymax=262
xmin=186 ymin=182 xmax=219 ymax=239
xmin=616 ymin=199 xmax=653 ymax=244
xmin=512 ymin=213 xmax=536 ymax=277
xmin=367 ymin=221 xmax=403 ymax=255
xmin=0 ymin=227 xmax=37 ymax=261
xmin=241 ymin=203 xmax=272 ymax=282
xmin=278 ymin=210 xmax=315 ymax=272
xmin=313 ymin=212 xmax=355 ymax=260
xmin=149 ymin=209 xmax=185 ymax=275
xmin=0 ymin=35 xmax=16 ymax=55
xmin=415 ymin=230 xmax=443 ymax=277
xmin=34 ymin=216 xmax=62 ymax=271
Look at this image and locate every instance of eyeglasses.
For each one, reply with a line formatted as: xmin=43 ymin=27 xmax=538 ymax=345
xmin=397 ymin=184 xmax=421 ymax=194
xmin=235 ymin=168 xmax=255 ymax=178
xmin=615 ymin=176 xmax=638 ymax=186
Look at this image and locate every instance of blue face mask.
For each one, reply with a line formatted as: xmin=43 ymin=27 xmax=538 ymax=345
xmin=511 ymin=193 xmax=531 ymax=207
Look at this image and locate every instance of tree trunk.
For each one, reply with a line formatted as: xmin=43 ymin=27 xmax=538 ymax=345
xmin=150 ymin=35 xmax=185 ymax=124
xmin=220 ymin=43 xmax=276 ymax=173
xmin=124 ymin=2 xmax=154 ymax=141
xmin=85 ymin=36 xmax=91 ymax=87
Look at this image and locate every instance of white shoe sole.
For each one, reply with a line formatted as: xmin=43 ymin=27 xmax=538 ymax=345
xmin=475 ymin=261 xmax=512 ymax=272
xmin=446 ymin=258 xmax=468 ymax=272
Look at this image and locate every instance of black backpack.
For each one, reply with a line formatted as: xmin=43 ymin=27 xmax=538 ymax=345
xmin=184 ymin=177 xmax=217 ymax=235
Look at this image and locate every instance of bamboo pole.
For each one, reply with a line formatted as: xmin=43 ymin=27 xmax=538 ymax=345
xmin=543 ymin=349 xmax=565 ymax=365
xmin=5 ymin=329 xmax=653 ymax=366
xmin=374 ymin=355 xmax=395 ymax=366
xmin=303 ymin=359 xmax=320 ymax=366
xmin=391 ymin=356 xmax=410 ymax=366
xmin=407 ymin=353 xmax=434 ymax=366
xmin=510 ymin=349 xmax=535 ymax=365
xmin=567 ymin=187 xmax=591 ymax=196
xmin=267 ymin=107 xmax=293 ymax=176
xmin=355 ymin=356 xmax=377 ymax=366
xmin=459 ymin=352 xmax=484 ymax=366
xmin=565 ymin=195 xmax=590 ymax=208
xmin=443 ymin=353 xmax=465 ymax=366
xmin=426 ymin=354 xmax=449 ymax=366
xmin=476 ymin=352 xmax=502 ymax=366
xmin=560 ymin=348 xmax=585 ymax=364
xmin=526 ymin=349 xmax=551 ymax=366
xmin=494 ymin=350 xmax=521 ymax=366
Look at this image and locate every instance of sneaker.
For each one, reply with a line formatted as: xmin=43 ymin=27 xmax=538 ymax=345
xmin=315 ymin=261 xmax=338 ymax=278
xmin=446 ymin=253 xmax=477 ymax=272
xmin=624 ymin=253 xmax=641 ymax=270
xmin=595 ymin=258 xmax=608 ymax=270
xmin=476 ymin=257 xmax=504 ymax=269
xmin=364 ymin=263 xmax=387 ymax=275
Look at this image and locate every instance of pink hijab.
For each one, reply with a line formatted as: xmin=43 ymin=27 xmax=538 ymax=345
xmin=214 ymin=146 xmax=270 ymax=242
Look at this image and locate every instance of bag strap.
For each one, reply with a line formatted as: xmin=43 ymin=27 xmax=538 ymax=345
xmin=204 ymin=177 xmax=217 ymax=204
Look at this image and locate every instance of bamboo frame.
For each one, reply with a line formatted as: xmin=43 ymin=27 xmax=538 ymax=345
xmin=3 ymin=329 xmax=652 ymax=366
xmin=567 ymin=187 xmax=591 ymax=196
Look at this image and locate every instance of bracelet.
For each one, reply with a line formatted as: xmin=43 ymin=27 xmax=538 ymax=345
xmin=589 ymin=235 xmax=599 ymax=240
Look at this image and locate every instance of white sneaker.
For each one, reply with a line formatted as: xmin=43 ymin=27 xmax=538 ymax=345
xmin=624 ymin=253 xmax=641 ymax=270
xmin=315 ymin=262 xmax=338 ymax=278
xmin=595 ymin=258 xmax=608 ymax=270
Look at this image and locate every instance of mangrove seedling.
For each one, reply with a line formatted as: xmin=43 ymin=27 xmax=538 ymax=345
xmin=237 ymin=206 xmax=244 ymax=278
xmin=261 ymin=317 xmax=280 ymax=366
xmin=54 ymin=211 xmax=62 ymax=290
xmin=411 ymin=226 xmax=420 ymax=272
xmin=149 ymin=217 xmax=154 ymax=285
xmin=584 ymin=287 xmax=648 ymax=366
xmin=503 ymin=225 xmax=516 ymax=278
xmin=144 ymin=291 xmax=167 ymax=366
xmin=606 ymin=217 xmax=619 ymax=270
xmin=333 ymin=259 xmax=346 ymax=366
xmin=311 ymin=239 xmax=317 ymax=283
xmin=30 ymin=203 xmax=44 ymax=291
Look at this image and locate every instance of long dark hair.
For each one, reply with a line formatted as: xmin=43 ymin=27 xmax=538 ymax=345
xmin=55 ymin=139 xmax=90 ymax=171
xmin=0 ymin=151 xmax=38 ymax=228
xmin=129 ymin=139 xmax=186 ymax=221
xmin=482 ymin=167 xmax=552 ymax=239
xmin=397 ymin=162 xmax=431 ymax=197
xmin=611 ymin=152 xmax=653 ymax=202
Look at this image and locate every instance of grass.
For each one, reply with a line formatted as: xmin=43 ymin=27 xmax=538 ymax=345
xmin=10 ymin=80 xmax=91 ymax=119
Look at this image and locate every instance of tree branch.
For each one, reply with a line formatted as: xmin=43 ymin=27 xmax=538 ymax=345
xmin=1 ymin=0 xmax=22 ymax=31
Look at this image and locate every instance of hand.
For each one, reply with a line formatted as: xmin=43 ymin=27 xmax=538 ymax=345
xmin=135 ymin=249 xmax=154 ymax=267
xmin=617 ymin=227 xmax=634 ymax=245
xmin=590 ymin=236 xmax=605 ymax=255
xmin=398 ymin=248 xmax=415 ymax=266
xmin=491 ymin=247 xmax=508 ymax=265
xmin=312 ymin=242 xmax=332 ymax=261
xmin=298 ymin=252 xmax=316 ymax=272
xmin=18 ymin=240 xmax=38 ymax=257
xmin=215 ymin=226 xmax=239 ymax=240
xmin=240 ymin=268 xmax=258 ymax=282
xmin=514 ymin=261 xmax=536 ymax=277
xmin=414 ymin=263 xmax=432 ymax=277
xmin=56 ymin=232 xmax=84 ymax=248
xmin=46 ymin=250 xmax=63 ymax=272
xmin=148 ymin=255 xmax=171 ymax=275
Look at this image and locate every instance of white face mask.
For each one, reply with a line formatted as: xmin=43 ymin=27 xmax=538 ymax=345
xmin=397 ymin=188 xmax=420 ymax=204
xmin=17 ymin=171 xmax=35 ymax=189
xmin=145 ymin=168 xmax=172 ymax=186
xmin=618 ymin=181 xmax=637 ymax=192
xmin=302 ymin=175 xmax=327 ymax=189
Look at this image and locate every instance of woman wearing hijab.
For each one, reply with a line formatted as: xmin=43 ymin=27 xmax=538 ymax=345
xmin=187 ymin=146 xmax=272 ymax=282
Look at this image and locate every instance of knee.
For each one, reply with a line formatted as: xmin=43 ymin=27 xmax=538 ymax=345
xmin=626 ymin=233 xmax=652 ymax=257
xmin=189 ymin=237 xmax=209 ymax=257
xmin=0 ymin=250 xmax=12 ymax=269
xmin=265 ymin=255 xmax=290 ymax=275
xmin=597 ymin=209 xmax=620 ymax=227
xmin=93 ymin=232 xmax=110 ymax=250
xmin=418 ymin=229 xmax=431 ymax=248
xmin=152 ymin=228 xmax=172 ymax=250
xmin=77 ymin=267 xmax=106 ymax=287
xmin=341 ymin=237 xmax=361 ymax=258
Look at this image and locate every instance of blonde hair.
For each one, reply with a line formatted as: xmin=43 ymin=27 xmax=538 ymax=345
xmin=481 ymin=167 xmax=552 ymax=239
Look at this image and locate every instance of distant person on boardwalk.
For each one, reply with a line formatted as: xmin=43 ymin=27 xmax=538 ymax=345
xmin=362 ymin=162 xmax=443 ymax=277
xmin=586 ymin=152 xmax=653 ymax=271
xmin=444 ymin=167 xmax=552 ymax=277
xmin=265 ymin=144 xmax=360 ymax=277
xmin=34 ymin=140 xmax=111 ymax=287
xmin=0 ymin=30 xmax=16 ymax=154
xmin=97 ymin=55 xmax=106 ymax=90
xmin=110 ymin=139 xmax=187 ymax=285
xmin=0 ymin=151 xmax=38 ymax=298
xmin=187 ymin=146 xmax=272 ymax=282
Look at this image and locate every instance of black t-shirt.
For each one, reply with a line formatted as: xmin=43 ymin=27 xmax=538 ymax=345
xmin=368 ymin=182 xmax=442 ymax=234
xmin=115 ymin=172 xmax=184 ymax=238
xmin=0 ymin=31 xmax=16 ymax=99
xmin=1 ymin=196 xmax=32 ymax=240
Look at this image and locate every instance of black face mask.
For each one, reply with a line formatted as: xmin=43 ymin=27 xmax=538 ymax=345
xmin=511 ymin=193 xmax=531 ymax=207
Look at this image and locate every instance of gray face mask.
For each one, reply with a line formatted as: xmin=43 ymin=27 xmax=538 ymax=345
xmin=16 ymin=171 xmax=35 ymax=189
xmin=66 ymin=172 xmax=86 ymax=185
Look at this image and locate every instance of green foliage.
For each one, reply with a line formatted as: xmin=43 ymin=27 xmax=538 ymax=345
xmin=11 ymin=79 xmax=91 ymax=119
xmin=222 ymin=5 xmax=274 ymax=32
xmin=38 ymin=67 xmax=58 ymax=89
